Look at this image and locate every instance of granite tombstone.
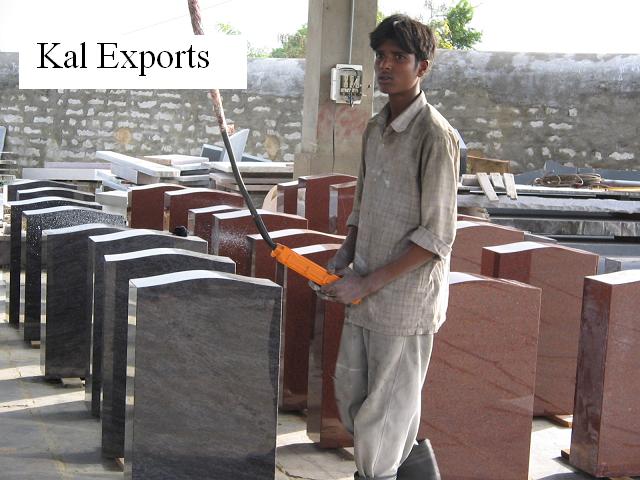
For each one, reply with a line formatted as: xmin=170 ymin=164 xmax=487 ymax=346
xmin=7 ymin=180 xmax=77 ymax=201
xmin=186 ymin=204 xmax=241 ymax=243
xmin=17 ymin=187 xmax=95 ymax=202
xmin=328 ymin=181 xmax=356 ymax=235
xmin=22 ymin=206 xmax=125 ymax=342
xmin=297 ymin=174 xmax=357 ymax=232
xmin=124 ymin=270 xmax=281 ymax=480
xmin=163 ymin=188 xmax=244 ymax=232
xmin=86 ymin=229 xmax=207 ymax=416
xmin=128 ymin=183 xmax=185 ymax=230
xmin=101 ymin=248 xmax=235 ymax=458
xmin=41 ymin=224 xmax=127 ymax=379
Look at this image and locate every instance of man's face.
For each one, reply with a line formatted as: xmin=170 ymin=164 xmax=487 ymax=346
xmin=374 ymin=39 xmax=427 ymax=96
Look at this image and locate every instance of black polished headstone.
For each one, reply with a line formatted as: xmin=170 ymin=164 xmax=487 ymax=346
xmin=17 ymin=187 xmax=95 ymax=202
xmin=124 ymin=270 xmax=281 ymax=480
xmin=7 ymin=180 xmax=77 ymax=201
xmin=101 ymin=248 xmax=235 ymax=458
xmin=8 ymin=197 xmax=102 ymax=327
xmin=41 ymin=224 xmax=127 ymax=379
xmin=86 ymin=230 xmax=208 ymax=417
xmin=22 ymin=206 xmax=125 ymax=342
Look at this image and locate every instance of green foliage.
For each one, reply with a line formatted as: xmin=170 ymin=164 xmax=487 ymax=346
xmin=216 ymin=23 xmax=240 ymax=35
xmin=270 ymin=24 xmax=308 ymax=58
xmin=376 ymin=10 xmax=385 ymax=25
xmin=428 ymin=0 xmax=482 ymax=50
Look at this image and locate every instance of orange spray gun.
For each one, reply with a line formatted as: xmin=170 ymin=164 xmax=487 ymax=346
xmin=187 ymin=0 xmax=357 ymax=301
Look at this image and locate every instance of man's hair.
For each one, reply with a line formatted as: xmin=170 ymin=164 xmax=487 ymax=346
xmin=370 ymin=14 xmax=436 ymax=64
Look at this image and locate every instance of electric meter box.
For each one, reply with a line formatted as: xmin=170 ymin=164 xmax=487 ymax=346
xmin=330 ymin=64 xmax=363 ymax=105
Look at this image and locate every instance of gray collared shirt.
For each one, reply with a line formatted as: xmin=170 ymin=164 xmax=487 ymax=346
xmin=346 ymin=92 xmax=460 ymax=335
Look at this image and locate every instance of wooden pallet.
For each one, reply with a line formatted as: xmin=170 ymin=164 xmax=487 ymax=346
xmin=560 ymin=449 xmax=636 ymax=480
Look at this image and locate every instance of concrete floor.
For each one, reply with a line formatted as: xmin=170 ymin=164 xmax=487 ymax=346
xmin=0 ymin=303 xmax=619 ymax=480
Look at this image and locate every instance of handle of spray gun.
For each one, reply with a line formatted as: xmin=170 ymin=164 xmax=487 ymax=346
xmin=271 ymin=244 xmax=361 ymax=305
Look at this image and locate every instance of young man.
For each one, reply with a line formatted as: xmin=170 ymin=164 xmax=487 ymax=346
xmin=319 ymin=14 xmax=460 ymax=480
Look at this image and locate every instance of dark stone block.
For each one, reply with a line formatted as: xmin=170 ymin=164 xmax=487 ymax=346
xmin=186 ymin=204 xmax=241 ymax=244
xmin=418 ymin=273 xmax=541 ymax=480
xmin=17 ymin=187 xmax=95 ymax=202
xmin=101 ymin=248 xmax=235 ymax=458
xmin=481 ymin=241 xmax=599 ymax=416
xmin=570 ymin=271 xmax=640 ymax=478
xmin=329 ymin=181 xmax=356 ymax=235
xmin=275 ymin=244 xmax=341 ymax=413
xmin=163 ymin=188 xmax=244 ymax=232
xmin=8 ymin=197 xmax=102 ymax=327
xmin=124 ymin=270 xmax=281 ymax=480
xmin=297 ymin=174 xmax=356 ymax=232
xmin=248 ymin=229 xmax=344 ymax=280
xmin=276 ymin=180 xmax=299 ymax=215
xmin=212 ymin=210 xmax=307 ymax=276
xmin=7 ymin=180 xmax=77 ymax=201
xmin=86 ymin=230 xmax=207 ymax=417
xmin=41 ymin=224 xmax=127 ymax=379
xmin=22 ymin=206 xmax=125 ymax=343
xmin=128 ymin=183 xmax=185 ymax=230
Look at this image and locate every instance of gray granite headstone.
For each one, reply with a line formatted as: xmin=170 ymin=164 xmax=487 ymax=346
xmin=22 ymin=206 xmax=126 ymax=343
xmin=86 ymin=230 xmax=208 ymax=417
xmin=7 ymin=180 xmax=77 ymax=201
xmin=17 ymin=187 xmax=95 ymax=202
xmin=603 ymin=257 xmax=640 ymax=273
xmin=124 ymin=270 xmax=281 ymax=480
xmin=40 ymin=223 xmax=128 ymax=379
xmin=7 ymin=197 xmax=102 ymax=327
xmin=101 ymin=248 xmax=235 ymax=458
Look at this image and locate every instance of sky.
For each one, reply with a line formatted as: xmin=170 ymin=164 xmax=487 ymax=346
xmin=1 ymin=0 xmax=639 ymax=54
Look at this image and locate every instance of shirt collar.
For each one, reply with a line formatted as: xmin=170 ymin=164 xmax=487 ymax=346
xmin=389 ymin=91 xmax=428 ymax=132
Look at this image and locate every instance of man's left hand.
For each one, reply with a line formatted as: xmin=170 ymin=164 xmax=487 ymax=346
xmin=319 ymin=268 xmax=370 ymax=305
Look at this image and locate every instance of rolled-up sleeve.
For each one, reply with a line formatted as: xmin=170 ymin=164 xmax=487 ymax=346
xmin=409 ymin=132 xmax=459 ymax=259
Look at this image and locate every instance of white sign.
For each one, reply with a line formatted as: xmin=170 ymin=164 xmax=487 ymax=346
xmin=19 ymin=35 xmax=247 ymax=89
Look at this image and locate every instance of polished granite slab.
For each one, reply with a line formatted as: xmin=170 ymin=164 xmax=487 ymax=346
xmin=329 ymin=181 xmax=356 ymax=235
xmin=101 ymin=248 xmax=235 ymax=458
xmin=275 ymin=244 xmax=341 ymax=413
xmin=41 ymin=224 xmax=127 ymax=379
xmin=211 ymin=210 xmax=308 ymax=276
xmin=187 ymin=204 xmax=241 ymax=243
xmin=163 ymin=188 xmax=244 ymax=232
xmin=297 ymin=174 xmax=356 ymax=232
xmin=248 ymin=229 xmax=344 ymax=280
xmin=124 ymin=270 xmax=281 ymax=479
xmin=17 ymin=187 xmax=95 ymax=202
xmin=418 ymin=273 xmax=541 ymax=480
xmin=128 ymin=183 xmax=185 ymax=229
xmin=7 ymin=179 xmax=77 ymax=201
xmin=22 ymin=206 xmax=125 ymax=343
xmin=8 ymin=197 xmax=101 ymax=327
xmin=570 ymin=270 xmax=640 ymax=478
xmin=451 ymin=220 xmax=525 ymax=274
xmin=276 ymin=180 xmax=299 ymax=214
xmin=481 ymin=241 xmax=599 ymax=416
xmin=86 ymin=229 xmax=208 ymax=417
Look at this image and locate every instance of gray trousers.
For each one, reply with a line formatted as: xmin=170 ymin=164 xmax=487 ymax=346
xmin=334 ymin=322 xmax=434 ymax=480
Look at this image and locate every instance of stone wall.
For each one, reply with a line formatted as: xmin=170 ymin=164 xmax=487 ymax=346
xmin=1 ymin=51 xmax=639 ymax=173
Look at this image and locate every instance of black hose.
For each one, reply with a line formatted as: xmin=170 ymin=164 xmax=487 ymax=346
xmin=220 ymin=130 xmax=277 ymax=250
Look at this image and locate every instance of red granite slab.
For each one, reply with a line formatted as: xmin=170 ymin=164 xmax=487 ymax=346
xmin=307 ymin=272 xmax=353 ymax=449
xmin=329 ymin=181 xmax=356 ymax=235
xmin=481 ymin=241 xmax=599 ymax=416
xmin=163 ymin=188 xmax=245 ymax=232
xmin=248 ymin=229 xmax=345 ymax=280
xmin=187 ymin=205 xmax=241 ymax=244
xmin=569 ymin=271 xmax=640 ymax=478
xmin=129 ymin=184 xmax=185 ymax=230
xmin=276 ymin=180 xmax=299 ymax=215
xmin=211 ymin=210 xmax=308 ymax=276
xmin=451 ymin=221 xmax=524 ymax=273
xmin=273 ymin=244 xmax=341 ymax=415
xmin=418 ymin=272 xmax=541 ymax=480
xmin=297 ymin=174 xmax=356 ymax=232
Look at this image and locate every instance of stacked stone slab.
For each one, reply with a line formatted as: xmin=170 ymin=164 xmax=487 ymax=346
xmin=17 ymin=187 xmax=95 ymax=202
xmin=101 ymin=248 xmax=235 ymax=458
xmin=85 ymin=230 xmax=207 ymax=417
xmin=41 ymin=224 xmax=127 ymax=379
xmin=569 ymin=270 xmax=640 ymax=478
xmin=6 ymin=180 xmax=77 ymax=201
xmin=418 ymin=273 xmax=541 ymax=480
xmin=22 ymin=206 xmax=125 ymax=342
xmin=124 ymin=271 xmax=281 ymax=479
xmin=481 ymin=241 xmax=599 ymax=416
xmin=128 ymin=183 xmax=185 ymax=229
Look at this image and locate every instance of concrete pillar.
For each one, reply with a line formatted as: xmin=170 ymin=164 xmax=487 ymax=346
xmin=296 ymin=0 xmax=378 ymax=177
